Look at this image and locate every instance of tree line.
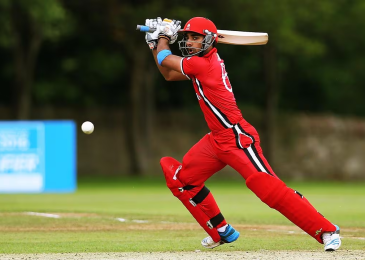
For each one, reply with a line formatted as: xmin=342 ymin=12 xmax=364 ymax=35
xmin=1 ymin=0 xmax=364 ymax=174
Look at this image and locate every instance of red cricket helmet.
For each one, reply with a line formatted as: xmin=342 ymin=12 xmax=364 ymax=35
xmin=178 ymin=17 xmax=218 ymax=57
xmin=181 ymin=17 xmax=218 ymax=43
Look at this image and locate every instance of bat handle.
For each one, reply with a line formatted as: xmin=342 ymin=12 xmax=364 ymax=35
xmin=136 ymin=25 xmax=156 ymax=33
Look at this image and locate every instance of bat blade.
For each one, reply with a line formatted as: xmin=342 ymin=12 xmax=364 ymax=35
xmin=217 ymin=30 xmax=268 ymax=45
xmin=136 ymin=25 xmax=268 ymax=45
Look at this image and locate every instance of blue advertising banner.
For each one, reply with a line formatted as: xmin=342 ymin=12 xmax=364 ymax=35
xmin=0 ymin=121 xmax=76 ymax=193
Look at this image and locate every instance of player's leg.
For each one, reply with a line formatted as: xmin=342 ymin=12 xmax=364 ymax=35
xmin=160 ymin=156 xmax=226 ymax=244
xmin=160 ymin=134 xmax=239 ymax=248
xmin=218 ymin=123 xmax=340 ymax=249
xmin=178 ymin=136 xmax=239 ymax=247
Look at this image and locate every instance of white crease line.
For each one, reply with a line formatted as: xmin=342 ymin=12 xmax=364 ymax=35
xmin=266 ymin=229 xmax=305 ymax=234
xmin=349 ymin=237 xmax=365 ymax=240
xmin=25 ymin=212 xmax=60 ymax=218
xmin=115 ymin=218 xmax=149 ymax=223
xmin=132 ymin=220 xmax=149 ymax=223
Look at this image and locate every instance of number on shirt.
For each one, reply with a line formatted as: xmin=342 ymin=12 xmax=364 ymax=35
xmin=217 ymin=54 xmax=233 ymax=92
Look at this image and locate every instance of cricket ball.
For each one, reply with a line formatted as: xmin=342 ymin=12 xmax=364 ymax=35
xmin=81 ymin=121 xmax=94 ymax=134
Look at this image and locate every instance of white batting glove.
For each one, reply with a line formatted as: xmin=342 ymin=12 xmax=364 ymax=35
xmin=145 ymin=17 xmax=162 ymax=29
xmin=145 ymin=30 xmax=160 ymax=50
xmin=158 ymin=18 xmax=181 ymax=44
xmin=145 ymin=17 xmax=163 ymax=49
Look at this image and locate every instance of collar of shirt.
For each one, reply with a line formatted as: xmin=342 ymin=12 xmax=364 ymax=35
xmin=203 ymin=47 xmax=217 ymax=58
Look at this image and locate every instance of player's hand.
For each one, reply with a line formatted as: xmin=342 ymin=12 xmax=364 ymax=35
xmin=158 ymin=18 xmax=181 ymax=44
xmin=145 ymin=17 xmax=162 ymax=49
xmin=145 ymin=17 xmax=162 ymax=30
xmin=145 ymin=30 xmax=160 ymax=50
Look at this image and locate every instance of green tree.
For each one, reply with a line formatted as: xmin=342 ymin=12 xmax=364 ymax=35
xmin=99 ymin=0 xmax=202 ymax=175
xmin=0 ymin=0 xmax=71 ymax=119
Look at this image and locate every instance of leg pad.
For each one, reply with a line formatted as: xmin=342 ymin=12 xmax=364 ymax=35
xmin=160 ymin=156 xmax=223 ymax=242
xmin=246 ymin=172 xmax=336 ymax=243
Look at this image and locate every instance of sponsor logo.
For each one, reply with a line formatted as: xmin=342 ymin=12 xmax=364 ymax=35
xmin=315 ymin=228 xmax=323 ymax=236
xmin=186 ymin=23 xmax=190 ymax=30
xmin=148 ymin=42 xmax=155 ymax=49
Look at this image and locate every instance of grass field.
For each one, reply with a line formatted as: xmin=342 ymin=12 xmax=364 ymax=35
xmin=0 ymin=177 xmax=364 ymax=256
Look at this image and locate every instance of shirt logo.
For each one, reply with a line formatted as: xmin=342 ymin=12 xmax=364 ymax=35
xmin=196 ymin=93 xmax=202 ymax=100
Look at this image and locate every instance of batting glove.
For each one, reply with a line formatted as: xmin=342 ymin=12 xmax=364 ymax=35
xmin=158 ymin=18 xmax=181 ymax=44
xmin=146 ymin=17 xmax=162 ymax=30
xmin=145 ymin=17 xmax=163 ymax=50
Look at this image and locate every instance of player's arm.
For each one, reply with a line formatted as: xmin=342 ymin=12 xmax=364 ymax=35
xmin=154 ymin=18 xmax=191 ymax=81
xmin=151 ymin=48 xmax=188 ymax=81
xmin=145 ymin=18 xmax=188 ymax=81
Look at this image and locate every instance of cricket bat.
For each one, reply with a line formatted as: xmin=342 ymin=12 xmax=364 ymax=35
xmin=136 ymin=25 xmax=268 ymax=45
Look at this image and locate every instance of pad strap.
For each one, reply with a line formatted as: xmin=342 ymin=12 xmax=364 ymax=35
xmin=189 ymin=186 xmax=210 ymax=207
xmin=207 ymin=212 xmax=225 ymax=229
xmin=179 ymin=185 xmax=196 ymax=192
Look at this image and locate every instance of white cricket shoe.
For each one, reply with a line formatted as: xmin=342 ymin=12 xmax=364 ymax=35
xmin=201 ymin=236 xmax=224 ymax=249
xmin=201 ymin=224 xmax=239 ymax=249
xmin=323 ymin=225 xmax=341 ymax=251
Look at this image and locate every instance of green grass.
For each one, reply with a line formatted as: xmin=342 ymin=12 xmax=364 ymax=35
xmin=0 ymin=177 xmax=364 ymax=253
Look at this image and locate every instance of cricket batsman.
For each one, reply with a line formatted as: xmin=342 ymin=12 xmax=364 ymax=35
xmin=144 ymin=16 xmax=341 ymax=251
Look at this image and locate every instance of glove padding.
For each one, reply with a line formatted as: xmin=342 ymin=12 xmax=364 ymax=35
xmin=145 ymin=17 xmax=162 ymax=30
xmin=145 ymin=17 xmax=162 ymax=49
xmin=158 ymin=18 xmax=181 ymax=44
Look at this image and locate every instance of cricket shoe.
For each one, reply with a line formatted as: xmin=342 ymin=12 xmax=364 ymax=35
xmin=322 ymin=225 xmax=341 ymax=251
xmin=201 ymin=224 xmax=240 ymax=249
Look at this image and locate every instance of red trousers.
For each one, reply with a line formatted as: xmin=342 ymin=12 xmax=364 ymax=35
xmin=167 ymin=119 xmax=336 ymax=243
xmin=178 ymin=119 xmax=278 ymax=186
xmin=163 ymin=119 xmax=275 ymax=238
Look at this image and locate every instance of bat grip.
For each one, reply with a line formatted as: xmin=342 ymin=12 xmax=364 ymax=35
xmin=136 ymin=25 xmax=156 ymax=33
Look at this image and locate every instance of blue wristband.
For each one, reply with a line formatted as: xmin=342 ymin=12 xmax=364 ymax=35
xmin=157 ymin=50 xmax=172 ymax=65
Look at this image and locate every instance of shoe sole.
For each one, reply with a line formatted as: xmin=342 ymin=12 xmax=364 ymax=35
xmin=201 ymin=241 xmax=225 ymax=249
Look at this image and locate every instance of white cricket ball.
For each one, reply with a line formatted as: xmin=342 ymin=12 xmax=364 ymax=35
xmin=81 ymin=121 xmax=94 ymax=134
